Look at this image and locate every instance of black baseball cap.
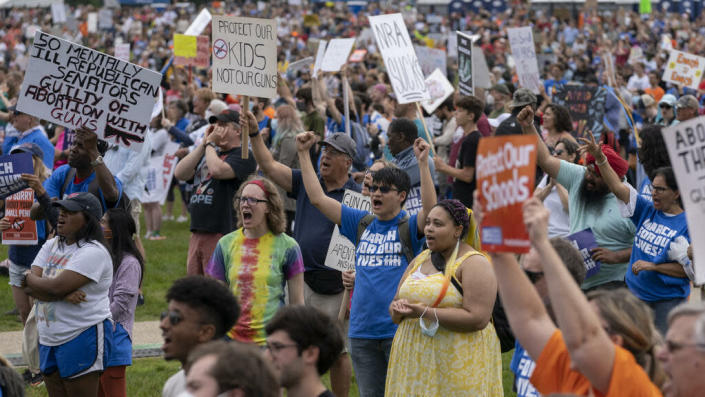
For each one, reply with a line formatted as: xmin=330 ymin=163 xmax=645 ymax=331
xmin=52 ymin=192 xmax=103 ymax=220
xmin=208 ymin=109 xmax=240 ymax=124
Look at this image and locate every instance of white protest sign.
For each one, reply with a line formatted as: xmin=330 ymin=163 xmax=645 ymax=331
xmin=98 ymin=9 xmax=113 ymax=30
xmin=51 ymin=3 xmax=66 ymax=24
xmin=422 ymin=68 xmax=454 ymax=114
xmin=87 ymin=13 xmax=98 ymax=33
xmin=414 ymin=45 xmax=447 ymax=77
xmin=142 ymin=141 xmax=180 ymax=205
xmin=369 ymin=13 xmax=429 ymax=104
xmin=212 ymin=16 xmax=278 ymax=99
xmin=663 ymin=117 xmax=705 ymax=285
xmin=16 ymin=31 xmax=161 ymax=151
xmin=312 ymin=40 xmax=327 ymax=78
xmin=287 ymin=56 xmax=313 ymax=74
xmin=114 ymin=43 xmax=130 ymax=62
xmin=325 ymin=190 xmax=371 ymax=272
xmin=662 ymin=49 xmax=705 ymax=91
xmin=471 ymin=45 xmax=491 ymax=90
xmin=321 ymin=38 xmax=355 ymax=72
xmin=184 ymin=9 xmax=212 ymax=36
xmin=508 ymin=27 xmax=542 ymax=94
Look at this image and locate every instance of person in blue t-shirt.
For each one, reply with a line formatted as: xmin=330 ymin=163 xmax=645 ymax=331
xmin=296 ymin=132 xmax=436 ymax=397
xmin=582 ymin=133 xmax=690 ymax=334
xmin=634 ymin=124 xmax=672 ymax=203
xmin=4 ymin=109 xmax=54 ymax=168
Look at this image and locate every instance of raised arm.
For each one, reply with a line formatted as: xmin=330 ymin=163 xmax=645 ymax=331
xmin=578 ymin=131 xmax=630 ymax=203
xmin=296 ymin=131 xmax=342 ymax=225
xmin=523 ymin=197 xmax=615 ymax=393
xmin=518 ymin=106 xmax=561 ymax=179
xmin=174 ymin=130 xmax=207 ymax=182
xmin=413 ymin=138 xmax=437 ymax=234
xmin=242 ymin=111 xmax=293 ymax=192
xmin=78 ymin=128 xmax=119 ymax=202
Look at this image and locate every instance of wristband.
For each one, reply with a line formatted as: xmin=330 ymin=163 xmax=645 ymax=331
xmin=248 ymin=130 xmax=260 ymax=138
xmin=206 ymin=142 xmax=217 ymax=150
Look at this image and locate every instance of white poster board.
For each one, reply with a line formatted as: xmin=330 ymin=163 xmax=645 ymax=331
xmin=414 ymin=45 xmax=447 ymax=77
xmin=369 ymin=13 xmax=429 ymax=104
xmin=663 ymin=117 xmax=705 ymax=285
xmin=321 ymin=38 xmax=355 ymax=72
xmin=142 ymin=141 xmax=180 ymax=205
xmin=114 ymin=43 xmax=130 ymax=62
xmin=51 ymin=3 xmax=66 ymax=24
xmin=422 ymin=68 xmax=454 ymax=114
xmin=184 ymin=9 xmax=212 ymax=36
xmin=325 ymin=190 xmax=371 ymax=272
xmin=662 ymin=49 xmax=705 ymax=90
xmin=312 ymin=40 xmax=327 ymax=78
xmin=471 ymin=45 xmax=492 ymax=90
xmin=508 ymin=27 xmax=542 ymax=94
xmin=211 ymin=16 xmax=278 ymax=99
xmin=287 ymin=56 xmax=313 ymax=74
xmin=98 ymin=9 xmax=113 ymax=30
xmin=16 ymin=31 xmax=161 ymax=151
xmin=87 ymin=13 xmax=98 ymax=33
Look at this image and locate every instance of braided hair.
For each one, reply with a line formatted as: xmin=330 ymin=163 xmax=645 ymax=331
xmin=430 ymin=200 xmax=471 ymax=273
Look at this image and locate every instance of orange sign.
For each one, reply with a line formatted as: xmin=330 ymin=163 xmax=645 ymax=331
xmin=2 ymin=188 xmax=37 ymax=245
xmin=476 ymin=135 xmax=537 ymax=253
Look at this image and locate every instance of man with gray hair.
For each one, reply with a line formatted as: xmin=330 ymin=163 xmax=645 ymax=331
xmin=675 ymin=95 xmax=699 ymax=123
xmin=657 ymin=302 xmax=705 ymax=397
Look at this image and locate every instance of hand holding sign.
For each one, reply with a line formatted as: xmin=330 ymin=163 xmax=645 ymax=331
xmin=21 ymin=174 xmax=45 ymax=196
xmin=296 ymin=131 xmax=317 ymax=152
xmin=522 ymin=197 xmax=550 ymax=246
xmin=76 ymin=128 xmax=100 ymax=160
xmin=240 ymin=111 xmax=259 ymax=137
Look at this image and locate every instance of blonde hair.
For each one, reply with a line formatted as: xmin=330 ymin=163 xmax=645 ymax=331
xmin=33 ymin=156 xmax=51 ymax=182
xmin=234 ymin=176 xmax=286 ymax=235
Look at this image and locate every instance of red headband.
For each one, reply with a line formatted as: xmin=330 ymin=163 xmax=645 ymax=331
xmin=246 ymin=179 xmax=270 ymax=197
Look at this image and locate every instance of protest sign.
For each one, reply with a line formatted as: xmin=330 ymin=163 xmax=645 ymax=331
xmin=0 ymin=153 xmax=32 ymax=200
xmin=303 ymin=14 xmax=320 ymax=28
xmin=476 ymin=135 xmax=537 ymax=253
xmin=414 ymin=45 xmax=447 ymax=77
xmin=457 ymin=31 xmax=473 ymax=96
xmin=174 ymin=36 xmax=209 ymax=68
xmin=325 ymin=190 xmax=371 ymax=272
xmin=2 ymin=189 xmax=37 ymax=245
xmin=16 ymin=31 xmax=161 ymax=151
xmin=98 ymin=9 xmax=113 ymax=30
xmin=184 ymin=9 xmax=212 ymax=36
xmin=422 ymin=68 xmax=454 ymax=114
xmin=114 ymin=43 xmax=130 ymax=62
xmin=173 ymin=34 xmax=197 ymax=57
xmin=211 ymin=16 xmax=278 ymax=99
xmin=87 ymin=13 xmax=98 ymax=33
xmin=287 ymin=57 xmax=313 ymax=75
xmin=143 ymin=141 xmax=180 ymax=205
xmin=369 ymin=14 xmax=429 ymax=104
xmin=348 ymin=49 xmax=367 ymax=63
xmin=321 ymin=38 xmax=355 ymax=72
xmin=312 ymin=40 xmax=327 ymax=78
xmin=662 ymin=49 xmax=705 ymax=90
xmin=507 ymin=27 xmax=542 ymax=94
xmin=662 ymin=116 xmax=705 ymax=285
xmin=51 ymin=3 xmax=67 ymax=24
xmin=471 ymin=45 xmax=492 ymax=90
xmin=566 ymin=228 xmax=601 ymax=278
xmin=404 ymin=186 xmax=423 ymax=216
xmin=552 ymin=84 xmax=607 ymax=138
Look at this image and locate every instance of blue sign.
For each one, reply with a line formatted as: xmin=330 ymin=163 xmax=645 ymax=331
xmin=0 ymin=153 xmax=33 ymax=199
xmin=567 ymin=228 xmax=601 ymax=279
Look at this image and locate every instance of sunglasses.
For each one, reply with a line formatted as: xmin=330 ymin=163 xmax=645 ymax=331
xmin=524 ymin=269 xmax=544 ymax=284
xmin=659 ymin=104 xmax=672 ymax=109
xmin=368 ymin=184 xmax=398 ymax=194
xmin=237 ymin=196 xmax=267 ymax=205
xmin=160 ymin=310 xmax=183 ymax=326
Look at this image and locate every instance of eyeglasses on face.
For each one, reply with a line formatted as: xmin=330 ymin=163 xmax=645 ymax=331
xmin=659 ymin=104 xmax=672 ymax=109
xmin=236 ymin=196 xmax=267 ymax=205
xmin=368 ymin=184 xmax=398 ymax=194
xmin=651 ymin=185 xmax=670 ymax=194
xmin=524 ymin=269 xmax=544 ymax=284
xmin=160 ymin=310 xmax=183 ymax=326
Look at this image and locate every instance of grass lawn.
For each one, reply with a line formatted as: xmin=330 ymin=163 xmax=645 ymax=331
xmin=2 ymin=195 xmax=518 ymax=396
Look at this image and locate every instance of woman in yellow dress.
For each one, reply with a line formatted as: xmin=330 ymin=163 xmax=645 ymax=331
xmin=386 ymin=199 xmax=503 ymax=396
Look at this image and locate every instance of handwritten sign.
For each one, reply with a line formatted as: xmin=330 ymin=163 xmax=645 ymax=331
xmin=553 ymin=85 xmax=607 ymax=138
xmin=0 ymin=153 xmax=32 ymax=199
xmin=476 ymin=135 xmax=537 ymax=253
xmin=457 ymin=31 xmax=473 ymax=96
xmin=662 ymin=49 xmax=705 ymax=90
xmin=321 ymin=38 xmax=355 ymax=72
xmin=566 ymin=228 xmax=601 ymax=278
xmin=16 ymin=31 xmax=161 ymax=151
xmin=325 ymin=190 xmax=371 ymax=272
xmin=2 ymin=189 xmax=37 ymax=245
xmin=348 ymin=49 xmax=367 ymax=63
xmin=114 ymin=43 xmax=130 ymax=62
xmin=422 ymin=68 xmax=454 ymax=114
xmin=312 ymin=40 xmax=327 ymax=78
xmin=174 ymin=34 xmax=197 ymax=58
xmin=184 ymin=9 xmax=212 ymax=36
xmin=663 ymin=116 xmax=705 ymax=285
xmin=142 ymin=141 xmax=180 ymax=205
xmin=212 ymin=16 xmax=278 ymax=99
xmin=87 ymin=13 xmax=98 ymax=33
xmin=414 ymin=45 xmax=447 ymax=77
xmin=51 ymin=3 xmax=66 ymax=24
xmin=508 ymin=27 xmax=542 ymax=94
xmin=174 ymin=36 xmax=209 ymax=68
xmin=369 ymin=14 xmax=429 ymax=104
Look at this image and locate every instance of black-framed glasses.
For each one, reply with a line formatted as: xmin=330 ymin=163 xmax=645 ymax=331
xmin=368 ymin=185 xmax=398 ymax=194
xmin=524 ymin=269 xmax=544 ymax=284
xmin=651 ymin=185 xmax=670 ymax=194
xmin=265 ymin=342 xmax=299 ymax=354
xmin=160 ymin=310 xmax=183 ymax=326
xmin=237 ymin=196 xmax=267 ymax=205
xmin=659 ymin=104 xmax=672 ymax=109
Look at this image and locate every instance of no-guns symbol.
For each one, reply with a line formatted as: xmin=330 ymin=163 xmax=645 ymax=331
xmin=213 ymin=39 xmax=227 ymax=59
xmin=11 ymin=218 xmax=25 ymax=231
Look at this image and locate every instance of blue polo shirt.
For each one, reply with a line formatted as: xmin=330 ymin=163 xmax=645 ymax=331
xmin=3 ymin=127 xmax=55 ymax=169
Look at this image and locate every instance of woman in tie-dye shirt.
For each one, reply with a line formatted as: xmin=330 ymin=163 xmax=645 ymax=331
xmin=206 ymin=176 xmax=304 ymax=345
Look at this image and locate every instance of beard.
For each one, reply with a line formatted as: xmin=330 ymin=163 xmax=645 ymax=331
xmin=579 ymin=176 xmax=610 ymax=202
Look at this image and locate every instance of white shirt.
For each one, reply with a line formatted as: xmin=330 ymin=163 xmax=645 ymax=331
xmin=537 ymin=175 xmax=571 ymax=238
xmin=162 ymin=369 xmax=186 ymax=397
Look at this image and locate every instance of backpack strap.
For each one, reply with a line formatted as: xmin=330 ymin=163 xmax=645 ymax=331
xmin=448 ymin=251 xmax=488 ymax=296
xmin=355 ymin=214 xmax=376 ymax=245
xmin=60 ymin=168 xmax=77 ymax=199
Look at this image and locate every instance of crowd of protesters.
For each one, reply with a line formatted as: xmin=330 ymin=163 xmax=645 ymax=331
xmin=0 ymin=1 xmax=704 ymax=397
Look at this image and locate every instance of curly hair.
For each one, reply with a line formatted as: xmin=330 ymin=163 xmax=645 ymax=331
xmin=638 ymin=124 xmax=671 ymax=180
xmin=429 ymin=200 xmax=471 ymax=273
xmin=546 ymin=104 xmax=574 ymax=133
xmin=234 ymin=176 xmax=287 ymax=235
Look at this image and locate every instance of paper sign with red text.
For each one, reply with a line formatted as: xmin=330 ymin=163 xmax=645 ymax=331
xmin=2 ymin=189 xmax=38 ymax=245
xmin=662 ymin=49 xmax=705 ymax=90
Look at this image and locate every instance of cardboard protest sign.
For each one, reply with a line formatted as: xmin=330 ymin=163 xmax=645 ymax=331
xmin=312 ymin=40 xmax=327 ymax=78
xmin=51 ymin=3 xmax=67 ymax=24
xmin=369 ymin=14 xmax=429 ymax=104
xmin=507 ymin=27 xmax=542 ymax=94
xmin=142 ymin=141 xmax=180 ymax=205
xmin=471 ymin=45 xmax=492 ymax=90
xmin=287 ymin=57 xmax=313 ymax=74
xmin=662 ymin=116 xmax=705 ymax=285
xmin=422 ymin=68 xmax=454 ymax=114
xmin=211 ymin=16 xmax=278 ymax=99
xmin=414 ymin=45 xmax=447 ymax=77
xmin=173 ymin=34 xmax=197 ymax=58
xmin=457 ymin=31 xmax=473 ymax=96
xmin=321 ymin=38 xmax=355 ymax=72
xmin=552 ymin=84 xmax=607 ymax=138
xmin=174 ymin=36 xmax=209 ymax=68
xmin=98 ymin=9 xmax=113 ymax=30
xmin=662 ymin=49 xmax=705 ymax=90
xmin=566 ymin=228 xmax=601 ymax=278
xmin=325 ymin=190 xmax=371 ymax=272
xmin=404 ymin=186 xmax=423 ymax=216
xmin=16 ymin=31 xmax=161 ymax=151
xmin=2 ymin=189 xmax=37 ymax=245
xmin=0 ymin=153 xmax=32 ymax=199
xmin=114 ymin=43 xmax=130 ymax=62
xmin=349 ymin=49 xmax=367 ymax=63
xmin=184 ymin=9 xmax=212 ymax=36
xmin=476 ymin=135 xmax=538 ymax=253
xmin=87 ymin=13 xmax=98 ymax=33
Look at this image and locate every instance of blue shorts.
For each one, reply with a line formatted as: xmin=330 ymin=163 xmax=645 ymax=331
xmin=39 ymin=319 xmax=113 ymax=378
xmin=106 ymin=322 xmax=132 ymax=367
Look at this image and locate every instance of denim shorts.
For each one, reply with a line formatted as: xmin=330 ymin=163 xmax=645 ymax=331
xmin=8 ymin=260 xmax=30 ymax=287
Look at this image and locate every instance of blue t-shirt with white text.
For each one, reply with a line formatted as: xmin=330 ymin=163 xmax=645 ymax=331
xmin=510 ymin=342 xmax=539 ymax=397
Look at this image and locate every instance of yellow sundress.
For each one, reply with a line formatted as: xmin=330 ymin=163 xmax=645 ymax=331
xmin=384 ymin=249 xmax=504 ymax=397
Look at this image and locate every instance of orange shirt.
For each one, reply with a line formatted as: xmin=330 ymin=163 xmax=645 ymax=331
xmin=530 ymin=330 xmax=662 ymax=397
xmin=644 ymin=87 xmax=665 ymax=103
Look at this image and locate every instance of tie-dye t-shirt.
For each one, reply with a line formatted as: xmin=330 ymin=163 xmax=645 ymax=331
xmin=205 ymin=229 xmax=304 ymax=344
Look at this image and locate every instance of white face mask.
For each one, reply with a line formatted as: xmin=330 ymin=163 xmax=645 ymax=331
xmin=419 ymin=306 xmax=439 ymax=337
